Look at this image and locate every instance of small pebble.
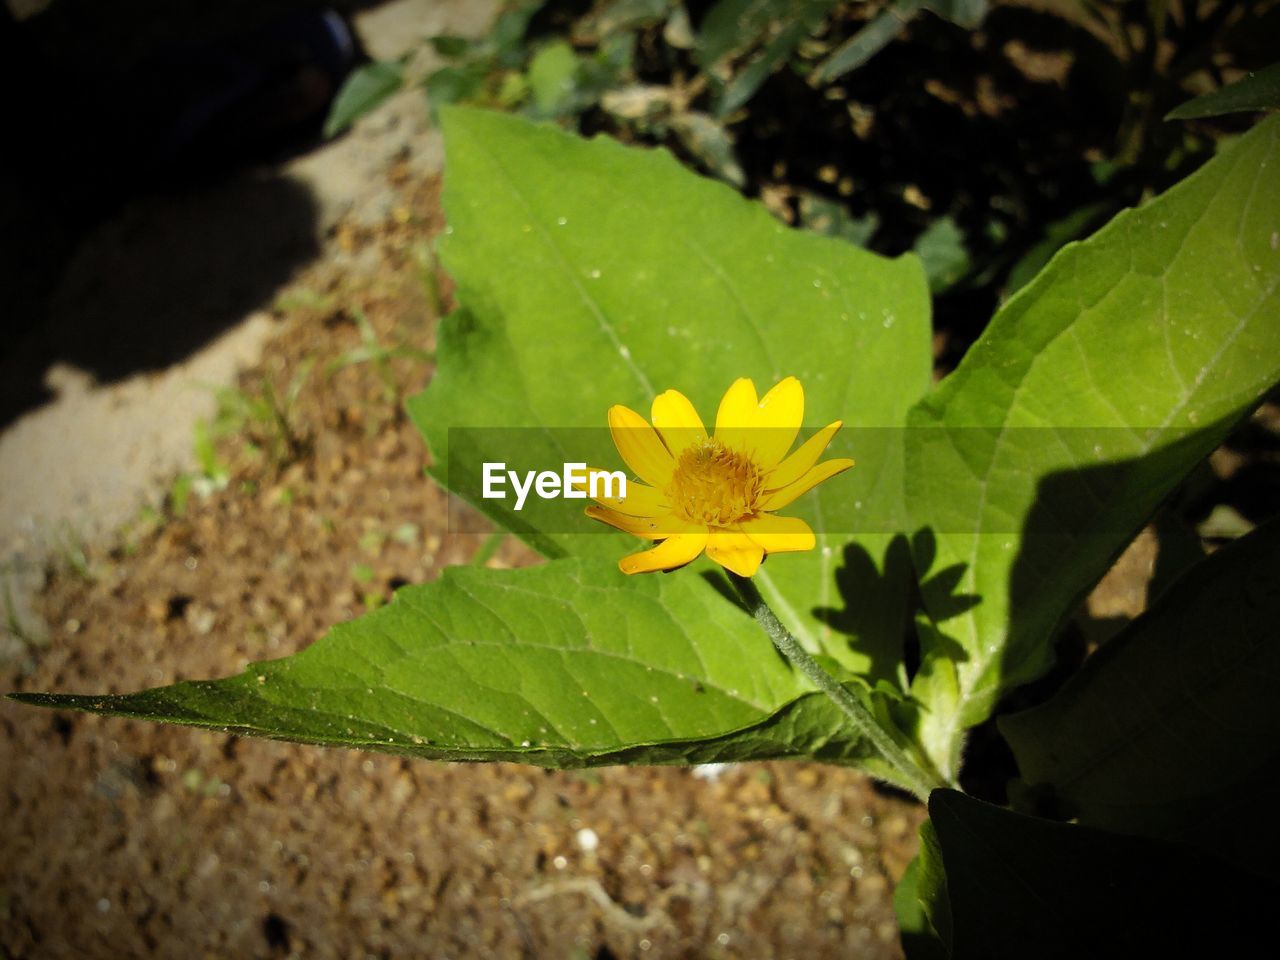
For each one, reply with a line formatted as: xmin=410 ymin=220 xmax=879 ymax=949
xmin=691 ymin=763 xmax=730 ymax=782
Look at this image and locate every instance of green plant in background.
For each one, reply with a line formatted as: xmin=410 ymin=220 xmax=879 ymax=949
xmin=324 ymin=0 xmax=989 ymax=189
xmin=324 ymin=57 xmax=410 ymax=137
xmin=1 ymin=563 xmax=48 ymax=653
xmin=49 ymin=522 xmax=98 ymax=582
xmin=324 ymin=0 xmax=1276 ymax=316
xmin=210 ymin=360 xmax=316 ymax=467
xmin=167 ymin=363 xmax=316 ymax=519
xmin=326 ymin=307 xmax=435 ymax=405
xmin=13 ymin=94 xmax=1280 ymax=952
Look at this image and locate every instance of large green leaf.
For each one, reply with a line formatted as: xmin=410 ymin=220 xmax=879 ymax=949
xmin=9 ymin=109 xmax=930 ymax=775
xmin=10 ymin=559 xmax=897 ymax=773
xmin=904 ymin=115 xmax=1280 ymax=778
xmin=410 ymin=107 xmax=932 ymax=681
xmin=1000 ymin=516 xmax=1280 ymax=872
xmin=925 ymin=789 xmax=1276 ymax=960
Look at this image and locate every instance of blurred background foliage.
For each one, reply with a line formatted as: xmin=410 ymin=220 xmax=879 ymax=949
xmin=4 ymin=0 xmax=1274 ymax=372
xmin=330 ymin=0 xmax=1279 ymax=366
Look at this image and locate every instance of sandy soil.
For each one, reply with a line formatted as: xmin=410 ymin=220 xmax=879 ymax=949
xmin=0 ymin=0 xmax=495 ymax=648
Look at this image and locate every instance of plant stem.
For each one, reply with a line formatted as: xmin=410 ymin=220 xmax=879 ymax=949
xmin=728 ymin=572 xmax=942 ymax=802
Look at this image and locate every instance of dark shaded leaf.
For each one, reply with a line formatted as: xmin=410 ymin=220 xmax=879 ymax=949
xmin=1167 ymin=62 xmax=1280 ymax=120
xmin=1000 ymin=517 xmax=1280 ymax=872
xmin=927 ymin=789 xmax=1277 ymax=960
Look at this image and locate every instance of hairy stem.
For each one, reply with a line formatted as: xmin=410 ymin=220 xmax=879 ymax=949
xmin=729 ymin=572 xmax=942 ymax=802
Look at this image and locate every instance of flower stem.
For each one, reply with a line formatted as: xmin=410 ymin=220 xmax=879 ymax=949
xmin=728 ymin=572 xmax=942 ymax=803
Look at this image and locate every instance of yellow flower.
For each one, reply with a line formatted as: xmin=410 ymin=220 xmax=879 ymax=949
xmin=582 ymin=377 xmax=854 ymax=577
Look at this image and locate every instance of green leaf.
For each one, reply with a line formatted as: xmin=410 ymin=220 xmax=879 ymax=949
xmin=711 ymin=1 xmax=837 ymax=117
xmin=926 ymin=789 xmax=1277 ymax=960
xmin=797 ymin=192 xmax=879 ymax=247
xmin=922 ymin=0 xmax=986 ymax=29
xmin=410 ymin=107 xmax=932 ymax=683
xmin=714 ymin=19 xmax=806 ymax=118
xmin=696 ymin=0 xmax=794 ymax=67
xmin=428 ymin=35 xmax=474 ymax=58
xmin=1001 ymin=201 xmax=1112 ymax=299
xmin=323 ymin=60 xmax=405 ymax=138
xmin=424 ymin=63 xmax=489 ymax=112
xmin=668 ymin=112 xmax=745 ymax=185
xmin=810 ymin=0 xmax=924 ymax=86
xmin=913 ymin=216 xmax=970 ymax=293
xmin=9 ymin=559 xmax=888 ymax=771
xmin=894 ymin=850 xmax=949 ymax=960
xmin=492 ymin=1 xmax=547 ymax=63
xmin=914 ymin=819 xmax=953 ymax=951
xmin=495 ymin=70 xmax=531 ymax=110
xmin=527 ymin=41 xmax=580 ymax=117
xmin=1000 ymin=516 xmax=1280 ymax=872
xmin=1167 ymin=61 xmax=1280 ymax=120
xmin=809 ymin=0 xmax=985 ymax=86
xmin=578 ymin=33 xmax=636 ymax=100
xmin=904 ymin=115 xmax=1280 ymax=779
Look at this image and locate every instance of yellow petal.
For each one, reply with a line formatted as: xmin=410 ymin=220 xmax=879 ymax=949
xmin=608 ymin=405 xmax=675 ymax=489
xmin=712 ymin=377 xmax=759 ymax=456
xmin=650 ymin=389 xmax=707 ymax=456
xmin=713 ymin=376 xmax=804 ymax=469
xmin=586 ymin=505 xmax=695 ymax=540
xmin=759 ymin=458 xmax=854 ymax=511
xmin=750 ymin=376 xmax=805 ymax=469
xmin=619 ymin=531 xmax=709 ymax=575
xmin=705 ymin=530 xmax=764 ymax=577
xmin=765 ymin=420 xmax=843 ymax=491
xmin=739 ymin=514 xmax=816 ymax=554
xmin=570 ymin=467 xmax=670 ymax=517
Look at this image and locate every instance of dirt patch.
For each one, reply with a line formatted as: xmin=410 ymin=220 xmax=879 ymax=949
xmin=1 ymin=173 xmax=922 ymax=959
xmin=0 ymin=0 xmax=499 ymax=655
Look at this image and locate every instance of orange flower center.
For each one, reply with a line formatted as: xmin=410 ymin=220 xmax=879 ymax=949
xmin=667 ymin=439 xmax=764 ymax=527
